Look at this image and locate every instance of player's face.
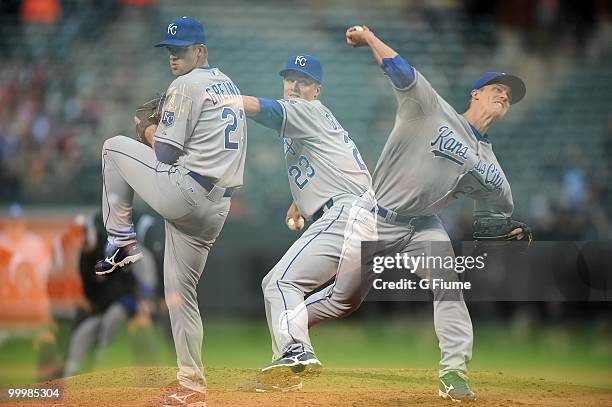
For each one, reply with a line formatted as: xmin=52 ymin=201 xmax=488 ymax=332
xmin=166 ymin=45 xmax=201 ymax=76
xmin=478 ymin=84 xmax=511 ymax=119
xmin=283 ymin=73 xmax=321 ymax=101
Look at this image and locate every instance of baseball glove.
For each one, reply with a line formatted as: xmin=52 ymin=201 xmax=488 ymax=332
xmin=473 ymin=217 xmax=533 ymax=243
xmin=135 ymin=94 xmax=166 ymax=145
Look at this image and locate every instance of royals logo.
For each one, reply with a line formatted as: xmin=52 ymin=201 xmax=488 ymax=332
xmin=430 ymin=125 xmax=469 ymax=166
xmin=161 ymin=90 xmax=177 ymax=126
xmin=161 ymin=111 xmax=175 ymax=127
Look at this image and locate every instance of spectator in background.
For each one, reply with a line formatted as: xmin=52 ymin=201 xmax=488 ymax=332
xmin=0 ymin=60 xmax=104 ymax=203
xmin=561 ymin=146 xmax=587 ymax=210
xmin=557 ymin=144 xmax=610 ymax=240
xmin=0 ymin=1 xmax=21 ymax=58
xmin=20 ymin=0 xmax=61 ymax=58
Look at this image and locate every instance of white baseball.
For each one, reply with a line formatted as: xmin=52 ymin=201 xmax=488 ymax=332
xmin=352 ymin=25 xmax=364 ymax=31
xmin=287 ymin=217 xmax=305 ymax=231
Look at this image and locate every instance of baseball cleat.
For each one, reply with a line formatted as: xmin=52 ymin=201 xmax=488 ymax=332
xmin=256 ymin=351 xmax=322 ymax=385
xmin=159 ymin=381 xmax=206 ymax=407
xmin=238 ymin=377 xmax=303 ymax=393
xmin=94 ymin=242 xmax=143 ymax=275
xmin=438 ymin=371 xmax=476 ymax=402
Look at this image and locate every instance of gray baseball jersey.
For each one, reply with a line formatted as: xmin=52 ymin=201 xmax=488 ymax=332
xmin=278 ymin=99 xmax=371 ymax=219
xmin=103 ymin=64 xmax=247 ymax=393
xmin=366 ymin=66 xmax=519 ymax=379
xmin=155 ymin=67 xmax=247 ymax=188
xmin=372 ymin=70 xmax=513 ymax=218
xmin=252 ymin=97 xmax=377 ymax=362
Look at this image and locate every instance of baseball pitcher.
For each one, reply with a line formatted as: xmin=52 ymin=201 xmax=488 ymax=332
xmin=307 ymin=26 xmax=530 ymax=402
xmin=95 ymin=17 xmax=246 ymax=406
xmin=241 ymin=54 xmax=378 ymax=391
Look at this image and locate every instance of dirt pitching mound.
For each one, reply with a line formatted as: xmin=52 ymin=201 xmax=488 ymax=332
xmin=3 ymin=366 xmax=611 ymax=406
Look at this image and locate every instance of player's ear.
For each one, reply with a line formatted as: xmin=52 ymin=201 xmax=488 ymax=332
xmin=198 ymin=45 xmax=208 ymax=60
xmin=314 ymin=84 xmax=321 ymax=99
xmin=470 ymin=89 xmax=481 ymax=105
xmin=465 ymin=89 xmax=479 ymax=111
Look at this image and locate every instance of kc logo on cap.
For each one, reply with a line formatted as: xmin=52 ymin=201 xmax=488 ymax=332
xmin=295 ymin=56 xmax=307 ymax=67
xmin=280 ymin=54 xmax=323 ymax=83
xmin=155 ymin=17 xmax=206 ymax=47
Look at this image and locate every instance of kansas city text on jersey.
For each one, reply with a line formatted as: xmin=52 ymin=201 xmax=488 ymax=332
xmin=430 ymin=125 xmax=470 ymax=166
xmin=473 ymin=160 xmax=504 ymax=189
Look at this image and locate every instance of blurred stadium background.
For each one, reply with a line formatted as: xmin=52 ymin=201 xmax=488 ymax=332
xmin=0 ymin=0 xmax=611 ymax=390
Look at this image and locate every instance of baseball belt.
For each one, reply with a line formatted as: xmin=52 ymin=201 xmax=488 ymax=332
xmin=187 ymin=171 xmax=233 ymax=199
xmin=312 ymin=198 xmax=335 ymax=222
xmin=312 ymin=194 xmax=377 ymax=222
xmin=376 ymin=206 xmax=434 ymax=229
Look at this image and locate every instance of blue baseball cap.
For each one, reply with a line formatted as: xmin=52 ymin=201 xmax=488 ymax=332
xmin=279 ymin=54 xmax=323 ymax=84
xmin=155 ymin=17 xmax=206 ymax=47
xmin=471 ymin=72 xmax=526 ymax=104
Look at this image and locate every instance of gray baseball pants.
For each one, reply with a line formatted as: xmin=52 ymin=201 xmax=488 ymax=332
xmin=307 ymin=215 xmax=473 ymax=377
xmin=101 ymin=135 xmax=230 ymax=393
xmin=261 ymin=191 xmax=377 ymax=359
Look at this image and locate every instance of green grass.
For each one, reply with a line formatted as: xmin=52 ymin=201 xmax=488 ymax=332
xmin=1 ymin=318 xmax=610 ymax=389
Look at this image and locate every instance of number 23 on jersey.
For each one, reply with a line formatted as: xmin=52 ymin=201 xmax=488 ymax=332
xmin=289 ymin=155 xmax=315 ymax=190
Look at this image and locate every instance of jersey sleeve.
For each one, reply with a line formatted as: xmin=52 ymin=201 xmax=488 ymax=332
xmin=251 ymin=97 xmax=283 ymax=131
xmin=154 ymin=80 xmax=197 ymax=149
xmin=382 ymin=60 xmax=440 ymax=119
xmin=473 ymin=187 xmax=514 ymax=219
xmin=277 ymin=99 xmax=321 ymax=140
xmin=381 ymin=55 xmax=416 ymax=89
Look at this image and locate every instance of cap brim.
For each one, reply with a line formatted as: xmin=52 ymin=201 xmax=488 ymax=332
xmin=486 ymin=74 xmax=526 ymax=104
xmin=154 ymin=39 xmax=198 ymax=47
xmin=279 ymin=68 xmax=322 ymax=84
